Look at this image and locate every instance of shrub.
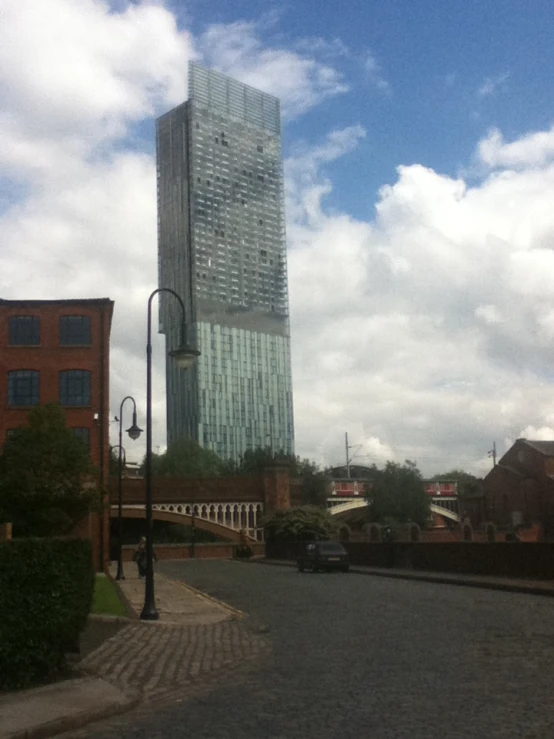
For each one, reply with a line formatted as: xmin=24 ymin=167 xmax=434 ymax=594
xmin=235 ymin=544 xmax=254 ymax=559
xmin=0 ymin=538 xmax=95 ymax=690
xmin=263 ymin=506 xmax=339 ymax=543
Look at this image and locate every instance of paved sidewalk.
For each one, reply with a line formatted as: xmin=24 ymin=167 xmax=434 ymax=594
xmin=109 ymin=565 xmax=241 ymax=624
xmin=0 ymin=566 xmax=267 ymax=739
xmin=257 ymin=558 xmax=554 ymax=596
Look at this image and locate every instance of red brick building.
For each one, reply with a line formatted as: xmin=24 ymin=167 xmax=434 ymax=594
xmin=0 ymin=298 xmax=114 ymax=569
xmin=483 ymin=439 xmax=554 ymax=540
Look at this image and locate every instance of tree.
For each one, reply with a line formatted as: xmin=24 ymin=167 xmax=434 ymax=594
xmin=0 ymin=404 xmax=98 ymax=537
xmin=141 ymin=437 xmax=224 ymax=477
xmin=367 ymin=460 xmax=430 ymax=527
xmin=109 ymin=446 xmax=120 ymax=476
xmin=263 ymin=505 xmax=339 ymax=543
xmin=230 ymin=447 xmax=329 ymax=507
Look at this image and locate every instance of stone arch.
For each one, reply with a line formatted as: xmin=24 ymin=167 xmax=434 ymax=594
xmin=240 ymin=504 xmax=247 ymax=528
xmin=201 ymin=505 xmax=208 ymax=519
xmin=209 ymin=505 xmax=216 ymax=522
xmin=225 ymin=505 xmax=232 ymax=526
xmin=114 ymin=506 xmax=255 ymax=543
xmin=233 ymin=505 xmax=239 ymax=527
xmin=217 ymin=505 xmax=223 ymax=524
xmin=248 ymin=505 xmax=255 ymax=529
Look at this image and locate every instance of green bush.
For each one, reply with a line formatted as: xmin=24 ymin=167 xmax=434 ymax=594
xmin=263 ymin=506 xmax=339 ymax=543
xmin=0 ymin=538 xmax=95 ymax=690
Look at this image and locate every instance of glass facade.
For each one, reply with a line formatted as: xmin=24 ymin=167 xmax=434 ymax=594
xmin=157 ymin=62 xmax=294 ymax=462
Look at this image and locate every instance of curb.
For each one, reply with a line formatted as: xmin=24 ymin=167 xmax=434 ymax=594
xmin=6 ymin=693 xmax=141 ymax=739
xmin=156 ymin=574 xmax=244 ymax=619
xmin=107 ymin=572 xmax=140 ymax=620
xmin=88 ymin=613 xmax=135 ymax=624
xmin=248 ymin=558 xmax=554 ymax=598
xmin=348 ymin=566 xmax=554 ymax=597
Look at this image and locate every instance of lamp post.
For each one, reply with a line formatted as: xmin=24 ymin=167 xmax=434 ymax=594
xmin=115 ymin=397 xmax=143 ymax=581
xmin=190 ymin=504 xmax=196 ymax=559
xmin=141 ymin=288 xmax=200 ymax=621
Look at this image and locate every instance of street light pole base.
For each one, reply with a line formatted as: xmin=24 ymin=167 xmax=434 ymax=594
xmin=140 ymin=605 xmax=159 ymax=621
xmin=115 ymin=572 xmax=125 ymax=581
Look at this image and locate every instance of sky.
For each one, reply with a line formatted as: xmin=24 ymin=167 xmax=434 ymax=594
xmin=2 ymin=0 xmax=554 ymax=476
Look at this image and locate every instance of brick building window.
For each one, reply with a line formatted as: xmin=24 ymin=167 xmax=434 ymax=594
xmin=59 ymin=370 xmax=91 ymax=406
xmin=59 ymin=316 xmax=91 ymax=345
xmin=9 ymin=316 xmax=40 ymax=345
xmin=72 ymin=427 xmax=90 ymax=450
xmin=8 ymin=370 xmax=39 ymax=406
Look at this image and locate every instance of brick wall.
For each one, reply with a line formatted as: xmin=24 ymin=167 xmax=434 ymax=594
xmin=0 ymin=298 xmax=114 ymax=571
xmin=266 ymin=540 xmax=554 ymax=579
xmin=121 ymin=541 xmax=266 ymax=561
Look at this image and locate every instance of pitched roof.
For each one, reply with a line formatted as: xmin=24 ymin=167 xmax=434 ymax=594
xmin=522 ymin=440 xmax=554 ymax=456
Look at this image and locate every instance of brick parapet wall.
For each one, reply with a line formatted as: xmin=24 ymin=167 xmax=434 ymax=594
xmin=120 ymin=541 xmax=265 ymax=561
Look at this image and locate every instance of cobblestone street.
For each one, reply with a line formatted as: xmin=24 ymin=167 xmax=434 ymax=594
xmin=79 ymin=619 xmax=270 ymax=700
xmin=67 ymin=561 xmax=554 ymax=739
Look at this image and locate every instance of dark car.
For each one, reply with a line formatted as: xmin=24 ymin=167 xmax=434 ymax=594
xmin=297 ymin=541 xmax=349 ymax=573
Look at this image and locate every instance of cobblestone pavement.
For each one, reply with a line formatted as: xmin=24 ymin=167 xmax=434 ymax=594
xmin=78 ymin=619 xmax=270 ymax=700
xmin=66 ymin=561 xmax=554 ymax=739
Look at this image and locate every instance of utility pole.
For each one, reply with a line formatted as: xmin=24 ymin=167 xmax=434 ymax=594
xmin=345 ymin=432 xmax=350 ymax=479
xmin=345 ymin=432 xmax=363 ymax=479
xmin=488 ymin=441 xmax=497 ymax=467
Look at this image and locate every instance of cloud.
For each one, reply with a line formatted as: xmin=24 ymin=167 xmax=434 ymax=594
xmin=516 ymin=426 xmax=554 ymax=441
xmin=477 ymin=72 xmax=509 ymax=97
xmin=0 ymin=0 xmax=193 ymax=183
xmin=287 ymin=122 xmax=554 ymax=475
xmin=478 ymin=125 xmax=554 ymax=169
xmin=285 ymin=126 xmax=366 ymax=224
xmin=197 ymin=20 xmax=349 ymax=118
xmin=362 ymin=52 xmax=390 ymax=92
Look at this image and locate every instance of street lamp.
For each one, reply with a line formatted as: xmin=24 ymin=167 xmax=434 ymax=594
xmin=190 ymin=504 xmax=196 ymax=559
xmin=115 ymin=397 xmax=143 ymax=580
xmin=141 ymin=287 xmax=200 ymax=621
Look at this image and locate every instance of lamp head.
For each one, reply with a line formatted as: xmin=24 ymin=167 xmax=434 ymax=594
xmin=170 ymin=345 xmax=200 ymax=370
xmin=126 ymin=410 xmax=143 ymax=441
xmin=126 ymin=423 xmax=142 ymax=441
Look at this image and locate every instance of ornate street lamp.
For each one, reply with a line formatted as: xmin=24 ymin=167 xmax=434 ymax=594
xmin=141 ymin=288 xmax=200 ymax=621
xmin=115 ymin=396 xmax=143 ymax=581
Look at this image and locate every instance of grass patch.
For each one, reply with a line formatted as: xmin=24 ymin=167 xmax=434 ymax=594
xmin=91 ymin=574 xmax=127 ymax=617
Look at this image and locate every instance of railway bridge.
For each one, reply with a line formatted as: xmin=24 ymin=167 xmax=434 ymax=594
xmin=111 ymin=467 xmax=291 ymax=542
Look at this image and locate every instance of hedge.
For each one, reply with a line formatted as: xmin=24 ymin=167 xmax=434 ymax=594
xmin=0 ymin=537 xmax=95 ymax=690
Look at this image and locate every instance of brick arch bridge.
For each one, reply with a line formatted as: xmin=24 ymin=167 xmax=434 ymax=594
xmin=110 ymin=466 xmax=293 ymax=543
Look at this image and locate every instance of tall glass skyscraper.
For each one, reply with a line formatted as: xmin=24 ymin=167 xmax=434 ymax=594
xmin=156 ymin=62 xmax=294 ymax=462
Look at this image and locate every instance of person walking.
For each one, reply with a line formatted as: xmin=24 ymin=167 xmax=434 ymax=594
xmin=133 ymin=536 xmax=148 ymax=578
